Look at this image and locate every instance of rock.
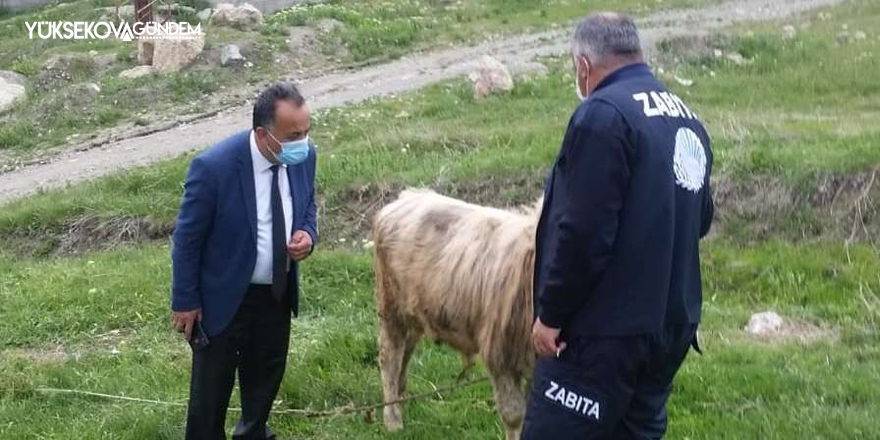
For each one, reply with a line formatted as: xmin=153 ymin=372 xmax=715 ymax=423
xmin=315 ymin=18 xmax=344 ymax=34
xmin=42 ymin=82 xmax=101 ymax=114
xmin=836 ymin=31 xmax=851 ymax=45
xmin=725 ymin=52 xmax=753 ymax=65
xmin=119 ymin=65 xmax=157 ymax=79
xmin=673 ymin=75 xmax=694 ymax=87
xmin=0 ymin=70 xmax=27 ymax=114
xmin=44 ymin=54 xmax=86 ymax=72
xmin=745 ymin=311 xmax=784 ymax=336
xmin=197 ymin=8 xmax=213 ymax=22
xmin=220 ymin=44 xmax=245 ymax=67
xmin=854 ymin=31 xmax=867 ymax=41
xmin=288 ymin=26 xmax=321 ymax=58
xmin=0 ymin=70 xmax=26 ymax=86
xmin=36 ymin=54 xmax=96 ymax=92
xmin=70 ymin=82 xmax=100 ymax=99
xmin=168 ymin=4 xmax=197 ymax=16
xmin=781 ymin=25 xmax=797 ymax=40
xmin=138 ymin=26 xmax=205 ymax=73
xmin=92 ymin=53 xmax=117 ymax=70
xmin=210 ymin=3 xmax=263 ymax=31
xmin=99 ymin=5 xmax=135 ymax=22
xmin=470 ymin=55 xmax=513 ymax=99
xmin=713 ymin=49 xmax=723 ymax=58
xmin=507 ymin=60 xmax=549 ymax=78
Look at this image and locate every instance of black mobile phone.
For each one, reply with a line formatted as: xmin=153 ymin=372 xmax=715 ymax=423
xmin=188 ymin=320 xmax=210 ymax=351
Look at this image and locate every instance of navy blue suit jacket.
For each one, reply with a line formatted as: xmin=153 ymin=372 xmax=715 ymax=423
xmin=171 ymin=129 xmax=319 ymax=337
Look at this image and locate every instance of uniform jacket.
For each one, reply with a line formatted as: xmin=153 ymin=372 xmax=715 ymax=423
xmin=534 ymin=63 xmax=714 ymax=336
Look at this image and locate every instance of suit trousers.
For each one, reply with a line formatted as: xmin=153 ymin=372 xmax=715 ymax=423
xmin=185 ymin=284 xmax=291 ymax=440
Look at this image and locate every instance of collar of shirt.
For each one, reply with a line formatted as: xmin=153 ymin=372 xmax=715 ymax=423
xmin=249 ymin=130 xmax=286 ymax=173
xmin=593 ymin=62 xmax=652 ymax=94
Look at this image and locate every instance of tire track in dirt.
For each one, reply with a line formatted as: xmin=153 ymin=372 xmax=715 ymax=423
xmin=0 ymin=0 xmax=842 ymax=204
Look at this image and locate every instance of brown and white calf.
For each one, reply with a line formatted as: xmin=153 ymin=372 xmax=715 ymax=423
xmin=372 ymin=189 xmax=541 ymax=440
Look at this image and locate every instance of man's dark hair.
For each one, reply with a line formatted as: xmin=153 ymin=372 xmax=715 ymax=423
xmin=252 ymin=82 xmax=306 ymax=130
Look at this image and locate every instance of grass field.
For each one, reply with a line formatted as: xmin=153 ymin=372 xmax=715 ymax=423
xmin=0 ymin=0 xmax=709 ymax=161
xmin=2 ymin=1 xmax=880 ymax=439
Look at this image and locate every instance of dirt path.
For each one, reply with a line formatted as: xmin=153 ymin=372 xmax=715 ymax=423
xmin=0 ymin=0 xmax=841 ymax=204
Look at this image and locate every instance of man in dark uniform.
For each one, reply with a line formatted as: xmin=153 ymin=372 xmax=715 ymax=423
xmin=523 ymin=12 xmax=714 ymax=440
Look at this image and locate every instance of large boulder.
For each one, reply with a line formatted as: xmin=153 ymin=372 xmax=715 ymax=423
xmin=210 ymin=3 xmax=263 ymax=31
xmin=137 ymin=27 xmax=205 ymax=73
xmin=0 ymin=70 xmax=27 ymax=114
xmin=469 ymin=55 xmax=513 ymax=100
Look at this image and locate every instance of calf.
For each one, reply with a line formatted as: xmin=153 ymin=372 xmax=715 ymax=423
xmin=372 ymin=189 xmax=541 ymax=440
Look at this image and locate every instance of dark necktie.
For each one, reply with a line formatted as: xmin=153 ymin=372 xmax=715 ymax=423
xmin=270 ymin=165 xmax=288 ymax=302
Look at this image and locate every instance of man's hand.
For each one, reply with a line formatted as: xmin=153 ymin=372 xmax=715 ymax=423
xmin=288 ymin=230 xmax=314 ymax=261
xmin=172 ymin=308 xmax=202 ymax=342
xmin=532 ymin=318 xmax=567 ymax=357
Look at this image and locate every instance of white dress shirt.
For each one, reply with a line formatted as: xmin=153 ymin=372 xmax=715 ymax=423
xmin=249 ymin=130 xmax=293 ymax=284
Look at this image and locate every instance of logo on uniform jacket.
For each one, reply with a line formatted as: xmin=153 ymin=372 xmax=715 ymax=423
xmin=673 ymin=127 xmax=707 ymax=193
xmin=544 ymin=380 xmax=601 ymax=421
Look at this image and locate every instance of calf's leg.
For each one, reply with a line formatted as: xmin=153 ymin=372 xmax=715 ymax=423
xmin=378 ymin=314 xmax=409 ymax=432
xmin=489 ymin=371 xmax=526 ymax=440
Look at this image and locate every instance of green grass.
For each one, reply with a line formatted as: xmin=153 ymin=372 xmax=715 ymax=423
xmin=263 ymin=0 xmax=712 ymax=62
xmin=1 ymin=242 xmax=878 ymax=438
xmin=0 ymin=0 xmax=712 ymax=159
xmin=2 ymin=1 xmax=880 ymax=438
xmin=2 ymin=0 xmax=879 ymax=244
xmin=0 ymin=0 xmax=261 ymax=156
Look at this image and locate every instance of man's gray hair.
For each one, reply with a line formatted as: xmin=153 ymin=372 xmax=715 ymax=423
xmin=572 ymin=12 xmax=643 ymax=67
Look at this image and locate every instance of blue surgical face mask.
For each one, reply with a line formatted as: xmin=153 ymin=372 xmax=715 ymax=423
xmin=267 ymin=132 xmax=310 ymax=166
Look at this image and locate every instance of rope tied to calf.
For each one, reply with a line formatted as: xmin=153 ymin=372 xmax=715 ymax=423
xmin=35 ymin=376 xmax=490 ymax=418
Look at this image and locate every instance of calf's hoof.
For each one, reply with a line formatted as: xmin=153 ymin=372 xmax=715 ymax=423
xmin=383 ymin=406 xmax=404 ymax=432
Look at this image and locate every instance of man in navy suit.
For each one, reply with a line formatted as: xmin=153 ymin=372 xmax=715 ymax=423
xmin=171 ymin=83 xmax=319 ymax=439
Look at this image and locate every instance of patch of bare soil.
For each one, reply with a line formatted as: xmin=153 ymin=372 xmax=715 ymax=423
xmin=56 ymin=215 xmax=174 ymax=255
xmin=5 ymin=215 xmax=174 ymax=257
xmin=323 ymin=168 xmax=878 ymax=250
xmin=322 ymin=174 xmax=545 ymax=247
xmin=0 ymin=0 xmax=846 ymax=204
xmin=713 ymin=168 xmax=879 ymax=244
xmin=6 ymin=168 xmax=877 ymax=256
